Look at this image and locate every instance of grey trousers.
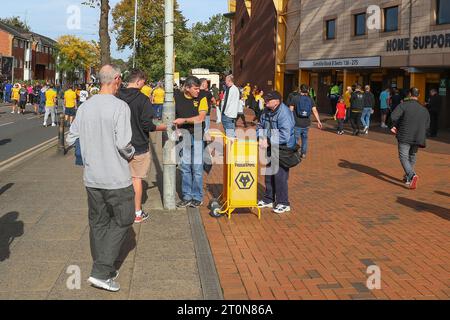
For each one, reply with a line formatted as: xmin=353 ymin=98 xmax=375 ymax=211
xmin=44 ymin=107 xmax=56 ymax=124
xmin=86 ymin=185 xmax=135 ymax=280
xmin=398 ymin=143 xmax=418 ymax=180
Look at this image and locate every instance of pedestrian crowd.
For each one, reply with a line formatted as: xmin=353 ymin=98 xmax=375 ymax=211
xmin=2 ymin=63 xmax=431 ymax=293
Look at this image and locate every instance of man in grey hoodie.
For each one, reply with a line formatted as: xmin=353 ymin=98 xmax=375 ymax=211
xmin=67 ymin=65 xmax=135 ymax=292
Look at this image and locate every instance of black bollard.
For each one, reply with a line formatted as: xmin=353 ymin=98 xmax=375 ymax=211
xmin=58 ymin=113 xmax=65 ymax=154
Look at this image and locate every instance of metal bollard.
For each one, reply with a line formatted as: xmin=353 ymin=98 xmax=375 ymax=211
xmin=58 ymin=113 xmax=65 ymax=154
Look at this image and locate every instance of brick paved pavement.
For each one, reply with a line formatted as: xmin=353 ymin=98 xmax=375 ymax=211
xmin=201 ymin=110 xmax=450 ymax=300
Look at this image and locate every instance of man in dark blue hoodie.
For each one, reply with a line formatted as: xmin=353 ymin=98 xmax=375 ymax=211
xmin=4 ymin=81 xmax=12 ymax=103
xmin=119 ymin=69 xmax=167 ymax=223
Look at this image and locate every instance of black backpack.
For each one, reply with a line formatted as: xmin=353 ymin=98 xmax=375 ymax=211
xmin=296 ymin=95 xmax=313 ymax=118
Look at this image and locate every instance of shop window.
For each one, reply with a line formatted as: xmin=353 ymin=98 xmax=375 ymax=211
xmin=437 ymin=0 xmax=450 ymax=25
xmin=326 ymin=19 xmax=336 ymax=40
xmin=354 ymin=13 xmax=366 ymax=36
xmin=384 ymin=6 xmax=399 ymax=32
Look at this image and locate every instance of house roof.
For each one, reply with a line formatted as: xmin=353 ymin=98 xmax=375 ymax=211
xmin=33 ymin=33 xmax=57 ymax=47
xmin=0 ymin=21 xmax=30 ymax=39
xmin=0 ymin=21 xmax=57 ymax=47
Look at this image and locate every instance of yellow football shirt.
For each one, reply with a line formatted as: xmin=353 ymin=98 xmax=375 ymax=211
xmin=141 ymin=85 xmax=153 ymax=98
xmin=45 ymin=89 xmax=57 ymax=107
xmin=243 ymin=85 xmax=251 ymax=100
xmin=198 ymin=96 xmax=208 ymax=113
xmin=12 ymin=88 xmax=20 ymax=100
xmin=64 ymin=90 xmax=77 ymax=108
xmin=153 ymin=88 xmax=165 ymax=104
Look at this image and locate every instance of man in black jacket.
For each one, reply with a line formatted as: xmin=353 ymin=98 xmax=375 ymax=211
xmin=119 ymin=69 xmax=167 ymax=223
xmin=390 ymin=87 xmax=430 ymax=190
xmin=350 ymin=84 xmax=365 ymax=135
xmin=427 ymin=89 xmax=441 ymax=137
xmin=361 ymin=85 xmax=375 ymax=134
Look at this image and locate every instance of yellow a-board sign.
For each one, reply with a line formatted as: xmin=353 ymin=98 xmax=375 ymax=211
xmin=227 ymin=139 xmax=258 ymax=209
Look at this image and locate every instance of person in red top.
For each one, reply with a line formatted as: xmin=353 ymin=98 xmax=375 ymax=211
xmin=335 ymin=97 xmax=347 ymax=135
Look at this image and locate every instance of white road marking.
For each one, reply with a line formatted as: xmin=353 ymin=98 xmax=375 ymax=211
xmin=0 ymin=122 xmax=14 ymax=127
xmin=27 ymin=116 xmax=40 ymax=120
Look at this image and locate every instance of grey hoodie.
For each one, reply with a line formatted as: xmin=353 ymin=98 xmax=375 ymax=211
xmin=67 ymin=94 xmax=135 ymax=190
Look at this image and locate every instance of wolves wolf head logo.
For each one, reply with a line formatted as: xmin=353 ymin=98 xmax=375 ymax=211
xmin=239 ymin=174 xmax=251 ymax=188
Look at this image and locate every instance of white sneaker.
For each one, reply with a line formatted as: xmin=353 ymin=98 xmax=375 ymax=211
xmin=257 ymin=200 xmax=273 ymax=208
xmin=17 ymin=111 xmax=20 ymax=114
xmin=10 ymin=111 xmax=14 ymax=114
xmin=273 ymin=204 xmax=291 ymax=214
xmin=88 ymin=277 xmax=120 ymax=292
xmin=51 ymin=123 xmax=56 ymax=127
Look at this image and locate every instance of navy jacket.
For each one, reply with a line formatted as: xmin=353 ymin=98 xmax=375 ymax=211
xmin=257 ymin=103 xmax=296 ymax=148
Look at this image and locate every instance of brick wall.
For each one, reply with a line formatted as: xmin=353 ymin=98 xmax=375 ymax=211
xmin=0 ymin=30 xmax=12 ymax=56
xmin=233 ymin=0 xmax=277 ymax=92
xmin=295 ymin=0 xmax=450 ymax=66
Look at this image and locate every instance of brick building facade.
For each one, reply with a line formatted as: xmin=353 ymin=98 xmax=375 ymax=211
xmin=228 ymin=0 xmax=450 ymax=129
xmin=0 ymin=21 xmax=56 ymax=83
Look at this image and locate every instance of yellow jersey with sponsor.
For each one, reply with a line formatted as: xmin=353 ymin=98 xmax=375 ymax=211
xmin=12 ymin=88 xmax=20 ymax=100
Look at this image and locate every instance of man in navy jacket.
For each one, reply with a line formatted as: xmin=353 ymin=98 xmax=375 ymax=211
xmin=257 ymin=91 xmax=296 ymax=214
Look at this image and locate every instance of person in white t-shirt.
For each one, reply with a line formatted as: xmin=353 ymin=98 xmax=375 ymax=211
xmin=79 ymin=84 xmax=89 ymax=104
xmin=236 ymin=94 xmax=247 ymax=128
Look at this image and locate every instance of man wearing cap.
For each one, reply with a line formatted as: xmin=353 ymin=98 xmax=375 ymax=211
xmin=257 ymin=91 xmax=296 ymax=214
xmin=390 ymin=87 xmax=430 ymax=190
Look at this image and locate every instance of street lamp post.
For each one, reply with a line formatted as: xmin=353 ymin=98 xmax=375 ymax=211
xmin=132 ymin=0 xmax=138 ymax=68
xmin=163 ymin=0 xmax=176 ymax=210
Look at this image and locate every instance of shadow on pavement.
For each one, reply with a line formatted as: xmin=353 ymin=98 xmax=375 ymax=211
xmin=0 ymin=183 xmax=14 ymax=196
xmin=0 ymin=212 xmax=24 ymax=262
xmin=397 ymin=197 xmax=450 ymax=221
xmin=435 ymin=190 xmax=450 ymax=197
xmin=141 ymin=180 xmax=149 ymax=205
xmin=206 ymin=184 xmax=222 ymax=200
xmin=149 ymin=135 xmax=164 ymax=204
xmin=207 ymin=182 xmax=266 ymax=201
xmin=0 ymin=139 xmax=12 ymax=146
xmin=338 ymin=159 xmax=404 ymax=187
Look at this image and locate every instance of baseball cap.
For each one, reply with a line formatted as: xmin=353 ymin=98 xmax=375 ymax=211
xmin=264 ymin=91 xmax=282 ymax=102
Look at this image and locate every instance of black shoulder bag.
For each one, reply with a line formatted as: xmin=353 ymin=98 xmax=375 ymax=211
xmin=267 ymin=114 xmax=301 ymax=169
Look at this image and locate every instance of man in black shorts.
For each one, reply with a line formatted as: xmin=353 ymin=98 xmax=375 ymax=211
xmin=33 ymin=82 xmax=42 ymax=115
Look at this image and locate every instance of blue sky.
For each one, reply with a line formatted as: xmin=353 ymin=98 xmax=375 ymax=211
xmin=0 ymin=0 xmax=228 ymax=60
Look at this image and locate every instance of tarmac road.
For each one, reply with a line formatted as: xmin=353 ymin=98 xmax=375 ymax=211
xmin=0 ymin=103 xmax=59 ymax=162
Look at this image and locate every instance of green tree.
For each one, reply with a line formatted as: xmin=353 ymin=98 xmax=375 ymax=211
xmin=112 ymin=0 xmax=189 ymax=81
xmin=180 ymin=14 xmax=231 ymax=74
xmin=56 ymin=35 xmax=100 ymax=84
xmin=82 ymin=0 xmax=111 ymax=65
xmin=111 ymin=58 xmax=129 ymax=72
xmin=0 ymin=16 xmax=30 ymax=31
